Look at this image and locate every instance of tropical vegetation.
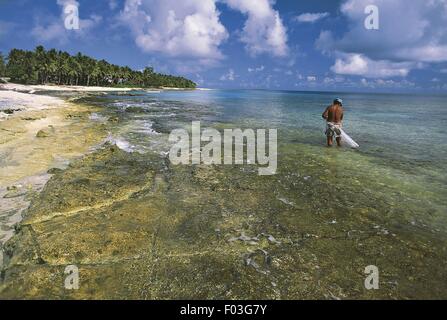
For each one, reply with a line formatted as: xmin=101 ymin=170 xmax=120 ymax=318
xmin=3 ymin=46 xmax=196 ymax=88
xmin=0 ymin=52 xmax=5 ymax=77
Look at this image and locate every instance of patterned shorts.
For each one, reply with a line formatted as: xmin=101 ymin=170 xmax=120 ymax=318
xmin=325 ymin=123 xmax=342 ymax=138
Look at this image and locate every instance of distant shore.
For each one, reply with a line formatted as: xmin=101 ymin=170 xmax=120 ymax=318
xmin=0 ymin=82 xmax=163 ymax=93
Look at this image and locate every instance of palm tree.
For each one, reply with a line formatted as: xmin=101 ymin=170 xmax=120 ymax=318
xmin=74 ymin=52 xmax=85 ymax=85
xmin=67 ymin=56 xmax=80 ymax=85
xmin=90 ymin=61 xmax=102 ymax=86
xmin=4 ymin=46 xmax=196 ymax=88
xmin=59 ymin=51 xmax=71 ymax=85
xmin=46 ymin=49 xmax=58 ymax=83
xmin=34 ymin=46 xmax=48 ymax=84
xmin=143 ymin=67 xmax=154 ymax=87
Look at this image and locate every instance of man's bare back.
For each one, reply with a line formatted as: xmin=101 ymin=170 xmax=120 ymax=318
xmin=322 ymin=104 xmax=344 ymax=124
xmin=322 ymin=99 xmax=344 ymax=147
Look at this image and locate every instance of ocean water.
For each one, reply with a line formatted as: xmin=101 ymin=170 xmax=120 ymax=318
xmin=87 ymin=90 xmax=444 ymax=176
xmin=80 ymin=90 xmax=447 ymax=224
xmin=69 ymin=89 xmax=447 ymax=298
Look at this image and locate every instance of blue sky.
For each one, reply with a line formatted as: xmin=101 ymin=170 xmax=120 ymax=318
xmin=1 ymin=0 xmax=447 ymax=92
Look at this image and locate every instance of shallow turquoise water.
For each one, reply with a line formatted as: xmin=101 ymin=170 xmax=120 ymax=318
xmin=153 ymin=90 xmax=447 ymax=164
xmin=80 ymin=89 xmax=447 ymax=233
xmin=101 ymin=90 xmax=445 ymax=168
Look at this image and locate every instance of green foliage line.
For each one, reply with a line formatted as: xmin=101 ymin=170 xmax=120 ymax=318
xmin=1 ymin=46 xmax=196 ymax=89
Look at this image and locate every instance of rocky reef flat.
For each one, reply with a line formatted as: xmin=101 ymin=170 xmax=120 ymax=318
xmin=1 ymin=142 xmax=446 ymax=299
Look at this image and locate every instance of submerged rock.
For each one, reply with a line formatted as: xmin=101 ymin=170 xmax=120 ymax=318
xmin=65 ymin=114 xmax=83 ymax=119
xmin=228 ymin=232 xmax=259 ymax=243
xmin=47 ymin=168 xmax=64 ymax=174
xmin=108 ymin=116 xmax=120 ymax=123
xmin=278 ymin=197 xmax=294 ymax=207
xmin=3 ymin=187 xmax=28 ymax=199
xmin=21 ymin=116 xmax=44 ymax=121
xmin=2 ymin=108 xmax=22 ymax=115
xmin=228 ymin=232 xmax=281 ymax=246
xmin=243 ymin=249 xmax=271 ymax=275
xmin=267 ymin=235 xmax=280 ymax=245
xmin=36 ymin=126 xmax=55 ymax=138
xmin=125 ymin=106 xmax=146 ymax=113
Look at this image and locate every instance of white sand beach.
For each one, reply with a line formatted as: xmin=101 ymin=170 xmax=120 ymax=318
xmin=0 ymin=82 xmax=140 ymax=93
xmin=0 ymin=82 xmax=194 ymax=94
xmin=0 ymin=88 xmax=65 ymax=107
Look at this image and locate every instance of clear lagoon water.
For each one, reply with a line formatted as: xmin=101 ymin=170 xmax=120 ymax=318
xmin=95 ymin=89 xmax=447 ymax=166
xmin=87 ymin=89 xmax=447 ymax=227
xmin=71 ymin=89 xmax=447 ymax=298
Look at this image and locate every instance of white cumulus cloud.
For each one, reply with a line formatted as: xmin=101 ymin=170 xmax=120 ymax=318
xmin=220 ymin=68 xmax=236 ymax=81
xmin=248 ymin=65 xmax=265 ymax=72
xmin=317 ymin=0 xmax=447 ymax=78
xmin=118 ymin=0 xmax=228 ymax=62
xmin=331 ymin=54 xmax=413 ymax=78
xmin=116 ymin=0 xmax=289 ymax=63
xmin=294 ymin=12 xmax=329 ymax=23
xmin=360 ymin=78 xmax=416 ymax=89
xmin=223 ymin=0 xmax=288 ymax=57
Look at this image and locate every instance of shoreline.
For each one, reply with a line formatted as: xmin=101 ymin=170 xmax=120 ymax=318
xmin=0 ymin=89 xmax=67 ymax=119
xmin=0 ymin=82 xmax=197 ymax=94
xmin=0 ymin=87 xmax=110 ymax=267
xmin=0 ymin=82 xmax=139 ymax=93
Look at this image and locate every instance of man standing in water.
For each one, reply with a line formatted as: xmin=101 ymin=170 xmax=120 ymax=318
xmin=322 ymin=98 xmax=344 ymax=147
